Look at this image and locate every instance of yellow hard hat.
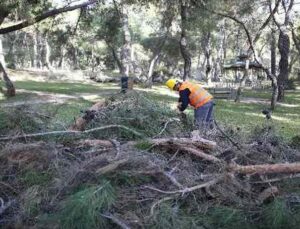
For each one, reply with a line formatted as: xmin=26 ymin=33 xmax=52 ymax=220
xmin=165 ymin=79 xmax=177 ymax=90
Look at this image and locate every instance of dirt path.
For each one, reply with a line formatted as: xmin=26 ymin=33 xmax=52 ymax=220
xmin=0 ymin=89 xmax=119 ymax=108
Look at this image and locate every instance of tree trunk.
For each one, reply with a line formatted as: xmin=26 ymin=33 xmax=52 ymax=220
xmin=235 ymin=59 xmax=249 ymax=102
xmin=0 ymin=35 xmax=5 ymax=67
xmin=106 ymin=41 xmax=123 ymax=74
xmin=119 ymin=4 xmax=132 ymax=76
xmin=41 ymin=34 xmax=51 ymax=69
xmin=203 ymin=32 xmax=212 ymax=85
xmin=270 ymin=30 xmax=276 ymax=76
xmin=0 ymin=60 xmax=16 ymax=97
xmin=179 ymin=0 xmax=191 ymax=81
xmin=58 ymin=46 xmax=65 ymax=69
xmin=277 ymin=30 xmax=290 ymax=101
xmin=146 ymin=34 xmax=169 ymax=88
xmin=276 ymin=0 xmax=294 ymax=101
xmin=264 ymin=68 xmax=278 ymax=110
xmin=34 ymin=31 xmax=42 ymax=68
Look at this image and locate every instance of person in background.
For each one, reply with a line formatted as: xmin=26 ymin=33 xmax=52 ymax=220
xmin=165 ymin=79 xmax=214 ymax=129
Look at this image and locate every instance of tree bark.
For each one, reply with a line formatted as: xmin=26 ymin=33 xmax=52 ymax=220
xmin=230 ymin=162 xmax=300 ymax=175
xmin=106 ymin=41 xmax=123 ymax=74
xmin=274 ymin=0 xmax=294 ymax=101
xmin=264 ymin=68 xmax=278 ymax=110
xmin=117 ymin=3 xmax=132 ymax=76
xmin=270 ymin=30 xmax=277 ymax=76
xmin=277 ymin=30 xmax=290 ymax=101
xmin=203 ymin=32 xmax=212 ymax=84
xmin=179 ymin=0 xmax=191 ymax=81
xmin=0 ymin=60 xmax=16 ymax=97
xmin=0 ymin=35 xmax=5 ymax=67
xmin=235 ymin=59 xmax=249 ymax=102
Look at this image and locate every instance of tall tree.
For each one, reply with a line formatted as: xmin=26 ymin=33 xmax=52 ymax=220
xmin=179 ymin=0 xmax=192 ymax=81
xmin=271 ymin=0 xmax=294 ymax=101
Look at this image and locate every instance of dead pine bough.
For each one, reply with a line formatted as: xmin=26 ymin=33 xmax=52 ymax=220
xmin=1 ymin=93 xmax=300 ymax=228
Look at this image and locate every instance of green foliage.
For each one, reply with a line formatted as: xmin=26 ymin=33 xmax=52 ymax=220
xmin=260 ymin=198 xmax=300 ymax=229
xmin=21 ymin=170 xmax=52 ymax=187
xmin=58 ymin=181 xmax=116 ymax=229
xmin=89 ymin=92 xmax=192 ymax=140
xmin=0 ymin=107 xmax=41 ymax=134
xmin=290 ymin=135 xmax=300 ymax=149
xmin=202 ymin=206 xmax=252 ymax=229
xmin=148 ymin=203 xmax=199 ymax=229
xmin=135 ymin=140 xmax=153 ymax=150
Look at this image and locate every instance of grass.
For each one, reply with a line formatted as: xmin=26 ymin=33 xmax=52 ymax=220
xmin=1 ymin=77 xmax=299 ymax=140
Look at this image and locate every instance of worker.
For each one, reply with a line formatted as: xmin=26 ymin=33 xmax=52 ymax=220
xmin=165 ymin=79 xmax=214 ymax=129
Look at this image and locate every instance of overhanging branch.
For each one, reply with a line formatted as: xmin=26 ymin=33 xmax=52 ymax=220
xmin=0 ymin=0 xmax=99 ymax=34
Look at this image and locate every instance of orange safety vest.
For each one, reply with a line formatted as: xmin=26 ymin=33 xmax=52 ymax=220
xmin=179 ymin=82 xmax=213 ymax=109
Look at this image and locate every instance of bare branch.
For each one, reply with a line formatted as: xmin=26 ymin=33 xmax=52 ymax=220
xmin=0 ymin=125 xmax=144 ymax=141
xmin=229 ymin=162 xmax=300 ymax=174
xmin=0 ymin=0 xmax=99 ymax=34
xmin=100 ymin=212 xmax=131 ymax=229
xmin=144 ymin=177 xmax=222 ymax=195
xmin=253 ymin=0 xmax=281 ymax=43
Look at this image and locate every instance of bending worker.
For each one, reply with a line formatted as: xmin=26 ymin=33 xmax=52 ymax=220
xmin=165 ymin=79 xmax=214 ymax=129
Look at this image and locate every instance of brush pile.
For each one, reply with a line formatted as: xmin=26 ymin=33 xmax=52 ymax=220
xmin=1 ymin=92 xmax=300 ymax=229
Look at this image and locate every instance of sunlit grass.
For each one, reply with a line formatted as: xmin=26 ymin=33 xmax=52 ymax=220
xmin=1 ymin=80 xmax=299 ymax=140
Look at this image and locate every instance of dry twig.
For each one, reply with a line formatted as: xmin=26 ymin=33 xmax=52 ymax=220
xmin=145 ymin=176 xmax=222 ymax=195
xmin=0 ymin=125 xmax=144 ymax=141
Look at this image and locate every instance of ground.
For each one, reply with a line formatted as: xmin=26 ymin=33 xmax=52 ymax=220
xmin=1 ymin=70 xmax=300 ymax=229
xmin=1 ymin=70 xmax=299 ymax=141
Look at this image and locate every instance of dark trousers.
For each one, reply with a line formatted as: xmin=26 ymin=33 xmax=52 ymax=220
xmin=194 ymin=101 xmax=214 ymax=129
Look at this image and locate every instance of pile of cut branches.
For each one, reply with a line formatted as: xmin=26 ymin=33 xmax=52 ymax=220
xmin=1 ymin=93 xmax=300 ymax=228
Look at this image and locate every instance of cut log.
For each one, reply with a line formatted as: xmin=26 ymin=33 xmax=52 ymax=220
xmin=96 ymin=159 xmax=128 ymax=175
xmin=69 ymin=100 xmax=107 ymax=131
xmin=229 ymin=163 xmax=300 ymax=175
xmin=79 ymin=139 xmax=114 ymax=148
xmin=179 ymin=146 xmax=221 ymax=162
xmin=150 ymin=137 xmax=217 ymax=150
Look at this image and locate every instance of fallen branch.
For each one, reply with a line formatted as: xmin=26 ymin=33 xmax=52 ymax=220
xmin=149 ymin=197 xmax=174 ymax=218
xmin=252 ymin=174 xmax=300 ymax=184
xmin=70 ymin=100 xmax=107 ymax=131
xmin=96 ymin=159 xmax=128 ymax=175
xmin=0 ymin=125 xmax=144 ymax=141
xmin=179 ymin=146 xmax=221 ymax=163
xmin=100 ymin=213 xmax=131 ymax=229
xmin=145 ymin=177 xmax=222 ymax=195
xmin=154 ymin=118 xmax=179 ymax=138
xmin=149 ymin=137 xmax=217 ymax=150
xmin=78 ymin=139 xmax=114 ymax=148
xmin=229 ymin=163 xmax=300 ymax=175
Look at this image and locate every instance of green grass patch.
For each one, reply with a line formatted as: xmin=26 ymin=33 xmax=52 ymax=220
xmin=14 ymin=80 xmax=119 ymax=95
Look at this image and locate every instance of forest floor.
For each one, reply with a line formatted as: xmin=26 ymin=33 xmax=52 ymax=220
xmin=1 ymin=70 xmax=300 ymax=228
